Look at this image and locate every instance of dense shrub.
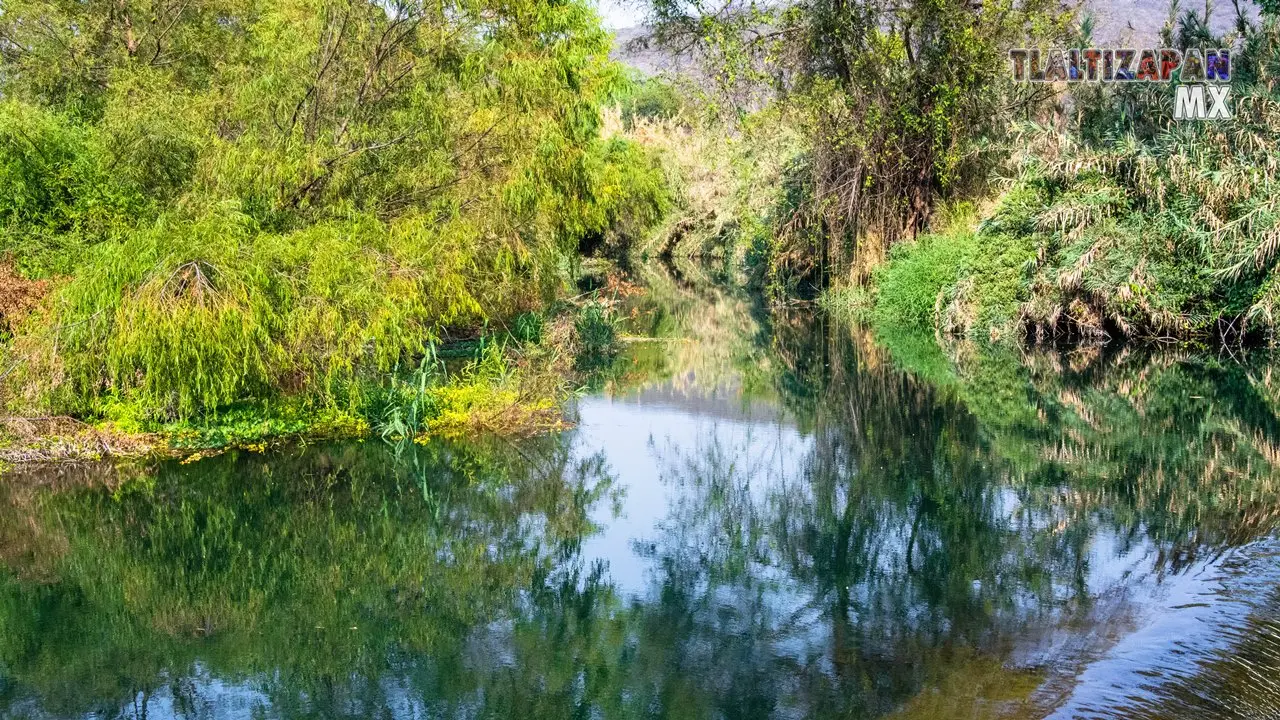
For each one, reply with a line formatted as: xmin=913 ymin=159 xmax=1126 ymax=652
xmin=616 ymin=74 xmax=686 ymax=128
xmin=870 ymin=7 xmax=1280 ymax=343
xmin=869 ymin=206 xmax=1035 ymax=341
xmin=0 ymin=0 xmax=671 ymax=420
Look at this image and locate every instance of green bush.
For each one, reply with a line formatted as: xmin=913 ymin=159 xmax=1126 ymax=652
xmin=870 ymin=202 xmax=1036 ymax=341
xmin=574 ymin=301 xmax=620 ymax=369
xmin=617 ymin=74 xmax=685 ymax=128
xmin=0 ymin=103 xmax=153 ymax=277
xmin=0 ymin=0 xmax=673 ymax=422
xmin=873 ymin=232 xmax=972 ymax=328
xmin=21 ymin=206 xmax=500 ymax=419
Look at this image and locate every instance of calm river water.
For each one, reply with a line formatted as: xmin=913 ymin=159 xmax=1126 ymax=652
xmin=2 ymin=275 xmax=1279 ymax=719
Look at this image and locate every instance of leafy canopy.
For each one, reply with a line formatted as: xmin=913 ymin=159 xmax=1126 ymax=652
xmin=0 ymin=0 xmax=669 ymax=418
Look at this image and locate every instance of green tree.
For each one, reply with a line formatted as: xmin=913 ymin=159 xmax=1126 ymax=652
xmin=643 ymin=0 xmax=1071 ymax=290
xmin=0 ymin=0 xmax=670 ymax=420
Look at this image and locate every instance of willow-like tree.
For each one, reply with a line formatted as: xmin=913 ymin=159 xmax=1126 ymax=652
xmin=0 ymin=0 xmax=669 ymax=418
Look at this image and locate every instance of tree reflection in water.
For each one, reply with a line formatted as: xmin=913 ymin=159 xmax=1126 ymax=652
xmin=3 ymin=283 xmax=1280 ymax=718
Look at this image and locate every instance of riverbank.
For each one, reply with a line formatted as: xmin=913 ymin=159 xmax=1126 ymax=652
xmin=0 ymin=252 xmax=760 ymax=467
xmin=823 ymin=77 xmax=1280 ymax=346
xmin=0 ymin=285 xmax=648 ymax=465
xmin=624 ymin=3 xmax=1279 ymax=348
xmin=4 ymin=0 xmax=1278 ymax=466
xmin=0 ymin=0 xmax=680 ymax=464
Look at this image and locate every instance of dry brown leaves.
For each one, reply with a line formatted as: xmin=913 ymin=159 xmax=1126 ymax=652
xmin=0 ymin=261 xmax=50 ymax=334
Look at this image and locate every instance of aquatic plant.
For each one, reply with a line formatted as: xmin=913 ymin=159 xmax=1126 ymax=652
xmin=573 ymin=301 xmax=621 ymax=370
xmin=373 ymin=336 xmax=567 ymax=442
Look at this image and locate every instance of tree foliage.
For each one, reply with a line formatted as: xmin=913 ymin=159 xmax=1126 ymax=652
xmin=644 ymin=0 xmax=1072 ymax=289
xmin=0 ymin=0 xmax=669 ymax=418
xmin=871 ymin=8 xmax=1280 ymax=342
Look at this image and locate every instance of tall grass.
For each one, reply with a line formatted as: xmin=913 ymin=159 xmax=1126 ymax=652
xmin=866 ymin=8 xmax=1280 ymax=344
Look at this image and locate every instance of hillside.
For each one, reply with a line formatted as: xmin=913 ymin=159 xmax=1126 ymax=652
xmin=610 ymin=1 xmax=1258 ymax=75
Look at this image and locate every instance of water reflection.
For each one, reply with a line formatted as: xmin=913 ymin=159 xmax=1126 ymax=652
xmin=2 ymin=272 xmax=1280 ymax=718
xmin=0 ymin=438 xmax=619 ymax=718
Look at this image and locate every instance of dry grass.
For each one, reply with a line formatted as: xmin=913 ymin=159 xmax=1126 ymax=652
xmin=0 ymin=416 xmax=162 ymax=463
xmin=0 ymin=261 xmax=49 ymax=335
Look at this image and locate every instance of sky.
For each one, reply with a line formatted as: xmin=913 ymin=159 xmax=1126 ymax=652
xmin=598 ymin=0 xmax=645 ymax=29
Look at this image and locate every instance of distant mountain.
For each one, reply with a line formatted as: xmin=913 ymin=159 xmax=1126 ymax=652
xmin=610 ymin=25 xmax=695 ymax=76
xmin=1084 ymin=0 xmax=1254 ymax=44
xmin=610 ymin=1 xmax=1258 ymax=75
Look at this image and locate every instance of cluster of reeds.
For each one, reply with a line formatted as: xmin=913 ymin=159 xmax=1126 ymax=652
xmin=868 ymin=7 xmax=1280 ymax=343
xmin=1011 ymin=49 xmax=1280 ymax=341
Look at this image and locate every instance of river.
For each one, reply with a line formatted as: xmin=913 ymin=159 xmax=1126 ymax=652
xmin=2 ymin=271 xmax=1279 ymax=719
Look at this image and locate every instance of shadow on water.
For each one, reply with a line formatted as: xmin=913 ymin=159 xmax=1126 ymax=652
xmin=2 ymin=264 xmax=1280 ymax=718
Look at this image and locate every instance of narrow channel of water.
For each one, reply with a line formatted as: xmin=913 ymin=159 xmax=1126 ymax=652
xmin=2 ymin=274 xmax=1279 ymax=718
